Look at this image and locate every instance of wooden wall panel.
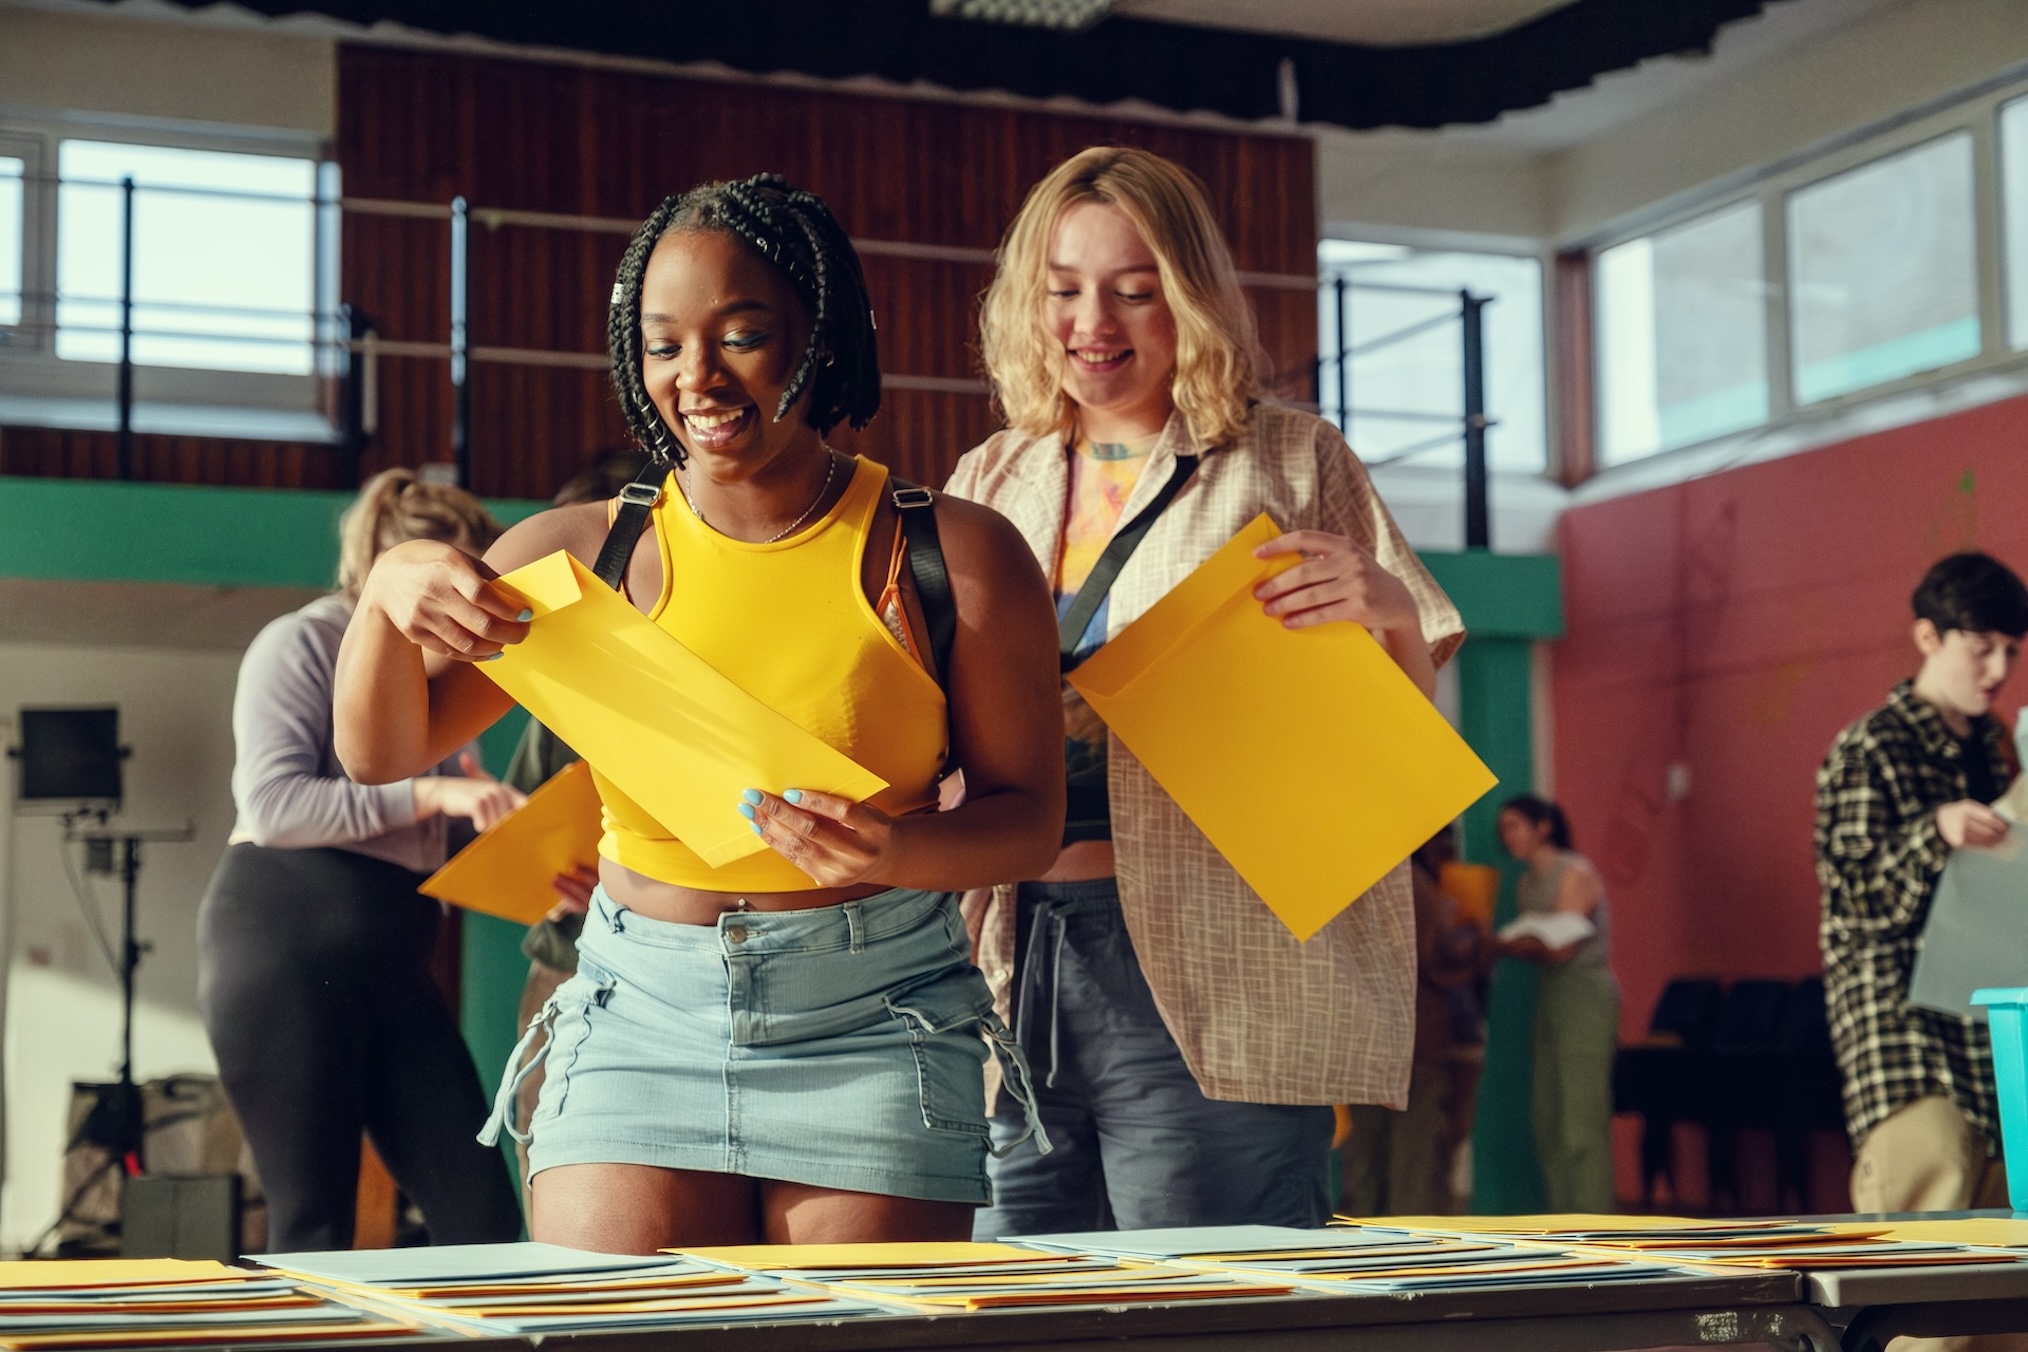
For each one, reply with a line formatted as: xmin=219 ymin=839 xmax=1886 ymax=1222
xmin=0 ymin=426 xmax=349 ymax=489
xmin=339 ymin=45 xmax=1318 ymax=499
xmin=5 ymin=46 xmax=1316 ymax=495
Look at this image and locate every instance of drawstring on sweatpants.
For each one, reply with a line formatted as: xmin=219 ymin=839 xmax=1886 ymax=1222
xmin=1013 ymin=901 xmax=1074 ymax=1089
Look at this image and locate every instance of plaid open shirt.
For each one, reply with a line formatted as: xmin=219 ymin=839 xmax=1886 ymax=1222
xmin=1815 ymin=681 xmax=2011 ymax=1150
xmin=946 ymin=402 xmax=1464 ymax=1106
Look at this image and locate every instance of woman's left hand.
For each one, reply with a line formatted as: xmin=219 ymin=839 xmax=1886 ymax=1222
xmin=740 ymin=788 xmax=896 ymax=887
xmin=1253 ymin=530 xmax=1418 ymax=633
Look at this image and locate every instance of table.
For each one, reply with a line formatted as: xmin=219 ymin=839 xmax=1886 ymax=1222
xmin=1812 ymin=1261 xmax=2028 ymax=1352
xmin=479 ymin=1272 xmax=1838 ymax=1352
xmin=222 ymin=1216 xmax=2028 ymax=1352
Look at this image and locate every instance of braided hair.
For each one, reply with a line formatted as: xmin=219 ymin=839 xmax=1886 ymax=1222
xmin=608 ymin=174 xmax=881 ymax=468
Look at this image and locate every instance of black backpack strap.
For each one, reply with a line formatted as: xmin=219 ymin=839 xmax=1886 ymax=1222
xmin=590 ymin=463 xmax=665 ymax=592
xmin=890 ymin=478 xmax=956 ymax=686
xmin=1058 ymin=455 xmax=1199 ymax=673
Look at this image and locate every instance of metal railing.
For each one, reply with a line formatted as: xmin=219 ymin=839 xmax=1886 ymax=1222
xmin=0 ymin=163 xmax=1327 ymax=488
xmin=1318 ymin=270 xmax=1495 ymax=549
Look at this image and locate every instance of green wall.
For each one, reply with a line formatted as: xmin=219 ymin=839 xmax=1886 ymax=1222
xmin=1423 ymin=549 xmax=1563 ymax=1215
xmin=0 ymin=474 xmax=546 ymax=1197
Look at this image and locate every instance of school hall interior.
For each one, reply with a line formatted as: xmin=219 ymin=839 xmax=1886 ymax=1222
xmin=1 ymin=0 xmax=2027 ymax=1303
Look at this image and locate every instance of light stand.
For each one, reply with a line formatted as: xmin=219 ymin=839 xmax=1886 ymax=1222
xmin=67 ymin=821 xmax=194 ymax=1175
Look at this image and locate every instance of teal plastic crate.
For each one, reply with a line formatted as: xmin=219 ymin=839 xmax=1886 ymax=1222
xmin=1972 ymin=986 xmax=2028 ymax=1212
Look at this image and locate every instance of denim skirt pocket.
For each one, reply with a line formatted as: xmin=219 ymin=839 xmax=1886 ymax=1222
xmin=884 ymin=967 xmax=993 ymax=1139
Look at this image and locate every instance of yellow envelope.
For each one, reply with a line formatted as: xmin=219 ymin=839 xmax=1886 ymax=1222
xmin=420 ymin=760 xmax=602 ymax=924
xmin=0 ymin=1260 xmax=248 ymax=1290
xmin=483 ymin=552 xmax=887 ymax=869
xmin=1067 ymin=514 xmax=1497 ymax=940
xmin=674 ymin=1242 xmax=1056 ymax=1270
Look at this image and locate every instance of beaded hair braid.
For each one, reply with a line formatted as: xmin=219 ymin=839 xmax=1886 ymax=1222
xmin=607 ymin=174 xmax=881 ymax=468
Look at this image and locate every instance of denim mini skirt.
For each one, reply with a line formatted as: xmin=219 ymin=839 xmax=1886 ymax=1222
xmin=482 ymin=885 xmax=1042 ymax=1204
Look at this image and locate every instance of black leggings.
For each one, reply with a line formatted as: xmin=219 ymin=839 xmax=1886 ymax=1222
xmin=197 ymin=843 xmax=521 ymax=1252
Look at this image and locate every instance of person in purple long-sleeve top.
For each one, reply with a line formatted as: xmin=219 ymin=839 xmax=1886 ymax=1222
xmin=197 ymin=469 xmax=525 ymax=1251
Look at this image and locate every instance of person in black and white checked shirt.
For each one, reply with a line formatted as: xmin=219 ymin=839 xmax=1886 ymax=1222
xmin=1817 ymin=553 xmax=2028 ymax=1243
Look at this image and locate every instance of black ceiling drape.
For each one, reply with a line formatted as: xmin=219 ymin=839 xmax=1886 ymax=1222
xmin=114 ymin=0 xmax=1770 ymax=131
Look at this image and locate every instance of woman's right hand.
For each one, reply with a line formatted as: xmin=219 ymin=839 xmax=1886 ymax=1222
xmin=414 ymin=754 xmax=528 ymax=832
xmin=361 ymin=539 xmax=531 ymax=662
xmin=414 ymin=777 xmax=526 ymax=832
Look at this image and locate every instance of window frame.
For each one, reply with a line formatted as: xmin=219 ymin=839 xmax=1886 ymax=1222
xmin=0 ymin=110 xmax=337 ymax=438
xmin=1592 ymin=194 xmax=1770 ymax=468
xmin=1316 ymin=232 xmax=1556 ymax=480
xmin=1581 ymin=80 xmax=2019 ymax=477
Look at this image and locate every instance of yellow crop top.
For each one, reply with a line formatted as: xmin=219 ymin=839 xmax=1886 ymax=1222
xmin=592 ymin=454 xmax=949 ymax=891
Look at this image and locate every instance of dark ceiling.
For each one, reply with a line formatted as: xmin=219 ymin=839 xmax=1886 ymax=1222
xmin=114 ymin=0 xmax=1772 ymax=131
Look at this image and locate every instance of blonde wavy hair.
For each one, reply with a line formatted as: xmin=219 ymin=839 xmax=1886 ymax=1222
xmin=979 ymin=146 xmax=1265 ymax=448
xmin=337 ymin=468 xmax=503 ymax=599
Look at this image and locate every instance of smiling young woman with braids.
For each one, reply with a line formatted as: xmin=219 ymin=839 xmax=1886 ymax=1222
xmin=330 ymin=175 xmax=1063 ymax=1252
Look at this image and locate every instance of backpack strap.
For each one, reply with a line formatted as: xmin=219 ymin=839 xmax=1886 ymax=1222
xmin=589 ymin=463 xmax=958 ymax=695
xmin=890 ymin=478 xmax=956 ymax=687
xmin=590 ymin=461 xmax=665 ymax=591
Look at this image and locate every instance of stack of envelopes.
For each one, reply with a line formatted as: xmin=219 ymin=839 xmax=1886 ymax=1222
xmin=1342 ymin=1216 xmax=2028 ymax=1274
xmin=677 ymin=1241 xmax=1300 ymax=1311
xmin=1024 ymin=1225 xmax=1693 ymax=1294
xmin=0 ymin=1258 xmax=420 ymax=1350
xmin=252 ymin=1241 xmax=883 ymax=1334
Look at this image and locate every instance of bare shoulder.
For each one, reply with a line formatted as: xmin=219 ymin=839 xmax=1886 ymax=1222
xmin=931 ymin=493 xmax=1045 ymax=593
xmin=483 ymin=501 xmax=614 ymax=574
xmin=1559 ymin=852 xmax=1606 ymax=900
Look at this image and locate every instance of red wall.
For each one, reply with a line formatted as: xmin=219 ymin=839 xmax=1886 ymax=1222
xmin=1556 ymin=394 xmax=2028 ymax=1206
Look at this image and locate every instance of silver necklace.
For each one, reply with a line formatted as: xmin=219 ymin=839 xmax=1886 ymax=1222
xmin=679 ymin=448 xmax=839 ymax=544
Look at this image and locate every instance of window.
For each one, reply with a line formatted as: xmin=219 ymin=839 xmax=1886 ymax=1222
xmin=1595 ymin=201 xmax=1768 ymax=466
xmin=0 ymin=156 xmax=21 ymax=330
xmin=1788 ymin=133 xmax=1979 ymax=405
xmin=2000 ymin=96 xmax=2028 ymax=350
xmin=54 ymin=140 xmax=316 ymax=375
xmin=1317 ymin=241 xmax=1546 ymax=474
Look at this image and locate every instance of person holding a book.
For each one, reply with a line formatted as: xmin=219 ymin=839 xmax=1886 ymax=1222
xmin=1495 ymin=793 xmax=1619 ymax=1213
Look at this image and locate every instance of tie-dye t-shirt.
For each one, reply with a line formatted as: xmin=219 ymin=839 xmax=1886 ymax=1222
xmin=1057 ymin=430 xmax=1159 ymax=844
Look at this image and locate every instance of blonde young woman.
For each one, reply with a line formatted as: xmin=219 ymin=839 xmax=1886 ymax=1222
xmin=947 ymin=146 xmax=1465 ymax=1234
xmin=197 ymin=469 xmax=525 ymax=1252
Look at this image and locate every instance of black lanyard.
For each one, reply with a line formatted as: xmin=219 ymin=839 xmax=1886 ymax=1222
xmin=1058 ymin=455 xmax=1199 ymax=673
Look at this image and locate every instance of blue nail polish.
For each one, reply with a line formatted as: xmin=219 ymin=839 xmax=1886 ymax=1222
xmin=751 ymin=822 xmax=765 ymax=836
xmin=740 ymin=788 xmax=762 ymax=806
xmin=785 ymin=789 xmax=803 ymax=804
xmin=737 ymin=802 xmax=755 ymax=820
xmin=517 ymin=609 xmax=534 ymax=622
xmin=478 ymin=652 xmax=504 ymax=662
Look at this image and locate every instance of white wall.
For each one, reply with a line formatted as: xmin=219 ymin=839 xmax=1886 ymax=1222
xmin=1549 ymin=0 xmax=2028 ymax=239
xmin=0 ymin=6 xmax=335 ymax=139
xmin=1316 ymin=0 xmax=2028 ymax=249
xmin=0 ymin=641 xmax=243 ymax=1252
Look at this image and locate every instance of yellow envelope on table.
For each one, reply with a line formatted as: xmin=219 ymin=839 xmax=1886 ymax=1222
xmin=1067 ymin=513 xmax=1495 ymax=941
xmin=481 ymin=551 xmax=888 ymax=869
xmin=420 ymin=759 xmax=602 ymax=924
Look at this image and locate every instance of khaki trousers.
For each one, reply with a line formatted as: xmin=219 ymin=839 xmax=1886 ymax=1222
xmin=1342 ymin=1058 xmax=1458 ymax=1218
xmin=1851 ymin=1095 xmax=2027 ymax=1352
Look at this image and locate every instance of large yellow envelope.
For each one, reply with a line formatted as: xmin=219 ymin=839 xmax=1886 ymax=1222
xmin=419 ymin=759 xmax=602 ymax=924
xmin=483 ymin=551 xmax=887 ymax=869
xmin=1068 ymin=514 xmax=1496 ymax=940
